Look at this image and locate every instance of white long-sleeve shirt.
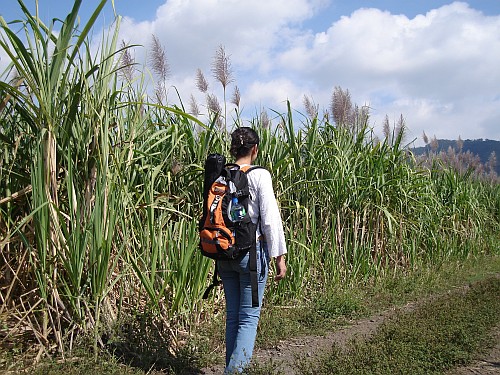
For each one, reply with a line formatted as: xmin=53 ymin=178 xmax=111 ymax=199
xmin=242 ymin=165 xmax=287 ymax=258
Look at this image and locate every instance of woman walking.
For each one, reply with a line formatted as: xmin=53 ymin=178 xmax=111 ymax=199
xmin=217 ymin=127 xmax=287 ymax=374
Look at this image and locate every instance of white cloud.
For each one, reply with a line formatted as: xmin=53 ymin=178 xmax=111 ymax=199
xmin=0 ymin=29 xmax=14 ymax=78
xmin=119 ymin=0 xmax=319 ymax=75
xmin=2 ymin=0 xmax=498 ymax=144
xmin=246 ymin=78 xmax=303 ymax=111
xmin=271 ymin=2 xmax=500 ymax=144
xmin=0 ymin=47 xmax=9 ymax=77
xmin=115 ymin=0 xmax=326 ymax=119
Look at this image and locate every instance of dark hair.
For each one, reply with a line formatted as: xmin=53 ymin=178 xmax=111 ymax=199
xmin=230 ymin=127 xmax=259 ymax=159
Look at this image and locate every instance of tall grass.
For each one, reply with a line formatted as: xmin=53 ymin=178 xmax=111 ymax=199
xmin=0 ymin=0 xmax=498 ymax=359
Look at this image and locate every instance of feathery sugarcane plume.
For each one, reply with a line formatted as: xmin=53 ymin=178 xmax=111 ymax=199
xmin=260 ymin=109 xmax=270 ymax=129
xmin=323 ymin=109 xmax=330 ymax=123
xmin=211 ymin=45 xmax=235 ymax=129
xmin=207 ymin=93 xmax=221 ymax=115
xmin=395 ymin=114 xmax=406 ymax=144
xmin=118 ymin=40 xmax=135 ymax=82
xmin=383 ymin=115 xmax=390 ymax=140
xmin=331 ymin=86 xmax=353 ymax=128
xmin=211 ymin=44 xmax=234 ymax=89
xmin=196 ymin=68 xmax=209 ymax=93
xmin=150 ymin=34 xmax=170 ymax=81
xmin=382 ymin=114 xmax=405 ymax=145
xmin=149 ymin=34 xmax=170 ymax=103
xmin=303 ymin=94 xmax=318 ymax=120
xmin=207 ymin=93 xmax=223 ymax=128
xmin=189 ymin=94 xmax=200 ymax=116
xmin=351 ymin=104 xmax=369 ymax=134
xmin=359 ymin=105 xmax=370 ymax=125
xmin=430 ymin=136 xmax=439 ymax=152
xmin=422 ymin=131 xmax=429 ymax=145
xmin=456 ymin=136 xmax=464 ymax=152
xmin=487 ymin=151 xmax=497 ymax=174
xmin=231 ymin=86 xmax=241 ymax=108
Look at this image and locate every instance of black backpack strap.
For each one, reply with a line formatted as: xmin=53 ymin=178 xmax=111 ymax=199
xmin=245 ymin=165 xmax=265 ymax=308
xmin=249 ymin=245 xmax=259 ymax=308
xmin=203 ymin=154 xmax=226 ymax=210
xmin=245 ymin=165 xmax=266 ymax=174
xmin=202 ymin=261 xmax=221 ymax=300
xmin=225 ymin=163 xmax=240 ymax=170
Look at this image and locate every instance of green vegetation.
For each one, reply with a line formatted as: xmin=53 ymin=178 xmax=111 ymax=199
xmin=2 ymin=253 xmax=498 ymax=374
xmin=1 ymin=1 xmax=499 ymax=374
xmin=294 ymin=275 xmax=500 ymax=375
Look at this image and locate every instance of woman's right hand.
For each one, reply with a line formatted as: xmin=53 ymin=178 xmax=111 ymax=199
xmin=274 ymin=255 xmax=287 ymax=281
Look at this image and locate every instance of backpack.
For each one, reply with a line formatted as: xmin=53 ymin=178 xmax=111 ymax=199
xmin=199 ymin=153 xmax=264 ymax=307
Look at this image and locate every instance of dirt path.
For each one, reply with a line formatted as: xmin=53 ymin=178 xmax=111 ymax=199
xmin=199 ymin=299 xmax=500 ymax=375
xmin=253 ymin=308 xmax=405 ymax=374
xmin=200 ymin=303 xmax=415 ymax=374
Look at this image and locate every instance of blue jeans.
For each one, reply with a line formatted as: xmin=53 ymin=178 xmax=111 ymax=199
xmin=217 ymin=241 xmax=269 ymax=374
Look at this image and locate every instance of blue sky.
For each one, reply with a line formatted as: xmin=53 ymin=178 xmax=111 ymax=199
xmin=2 ymin=1 xmax=500 ymax=145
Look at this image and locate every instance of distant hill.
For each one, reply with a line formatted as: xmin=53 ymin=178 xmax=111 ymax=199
xmin=411 ymin=139 xmax=500 ymax=175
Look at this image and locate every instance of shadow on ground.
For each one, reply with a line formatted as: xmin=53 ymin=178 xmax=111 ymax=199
xmin=106 ymin=312 xmax=207 ymax=375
